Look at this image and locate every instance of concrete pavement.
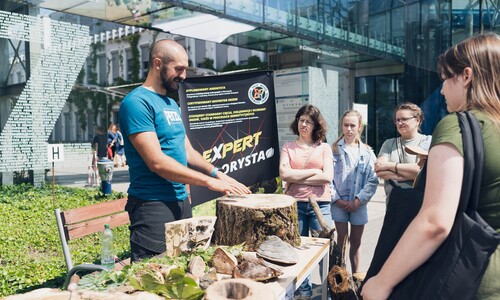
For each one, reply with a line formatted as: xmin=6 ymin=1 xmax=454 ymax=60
xmin=49 ymin=162 xmax=386 ymax=299
xmin=48 ymin=163 xmax=130 ymax=193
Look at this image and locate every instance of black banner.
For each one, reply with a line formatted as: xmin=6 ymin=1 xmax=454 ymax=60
xmin=179 ymin=71 xmax=279 ymax=206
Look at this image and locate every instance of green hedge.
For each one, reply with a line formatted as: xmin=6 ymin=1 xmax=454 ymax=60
xmin=0 ymin=184 xmax=128 ymax=297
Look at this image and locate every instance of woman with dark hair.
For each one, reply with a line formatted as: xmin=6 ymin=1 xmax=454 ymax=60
xmin=362 ymin=33 xmax=500 ymax=300
xmin=279 ymin=104 xmax=333 ymax=299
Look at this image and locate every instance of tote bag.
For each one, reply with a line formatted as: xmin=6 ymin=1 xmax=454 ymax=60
xmin=363 ymin=111 xmax=500 ymax=300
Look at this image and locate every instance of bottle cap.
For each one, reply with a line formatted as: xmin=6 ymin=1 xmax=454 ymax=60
xmin=104 ymin=224 xmax=110 ymax=229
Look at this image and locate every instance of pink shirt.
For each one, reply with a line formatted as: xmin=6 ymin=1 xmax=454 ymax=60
xmin=282 ymin=141 xmax=333 ymax=202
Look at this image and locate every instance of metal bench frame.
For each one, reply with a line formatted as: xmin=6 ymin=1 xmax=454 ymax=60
xmin=54 ymin=198 xmax=130 ymax=289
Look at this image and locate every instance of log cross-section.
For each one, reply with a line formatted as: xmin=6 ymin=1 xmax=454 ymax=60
xmin=213 ymin=194 xmax=301 ymax=251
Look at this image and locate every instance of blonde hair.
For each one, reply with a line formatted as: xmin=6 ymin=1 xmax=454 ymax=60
xmin=332 ymin=110 xmax=364 ymax=154
xmin=437 ymin=33 xmax=500 ymax=128
xmin=394 ymin=102 xmax=424 ymax=131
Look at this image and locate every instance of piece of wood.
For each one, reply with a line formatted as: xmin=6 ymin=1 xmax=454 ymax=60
xmin=213 ymin=194 xmax=301 ymax=251
xmin=309 ymin=197 xmax=342 ymax=269
xmin=204 ymin=278 xmax=276 ymax=300
xmin=328 ymin=265 xmax=359 ymax=300
xmin=164 ymin=216 xmax=217 ymax=257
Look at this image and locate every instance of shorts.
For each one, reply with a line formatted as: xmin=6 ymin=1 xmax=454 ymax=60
xmin=125 ymin=195 xmax=192 ymax=261
xmin=331 ymin=201 xmax=368 ymax=225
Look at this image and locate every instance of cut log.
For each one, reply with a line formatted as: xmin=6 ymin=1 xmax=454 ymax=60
xmin=213 ymin=194 xmax=301 ymax=251
xmin=204 ymin=278 xmax=276 ymax=300
xmin=164 ymin=216 xmax=217 ymax=257
xmin=328 ymin=265 xmax=360 ymax=300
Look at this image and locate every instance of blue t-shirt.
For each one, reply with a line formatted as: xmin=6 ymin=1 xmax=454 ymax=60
xmin=119 ymin=86 xmax=188 ymax=201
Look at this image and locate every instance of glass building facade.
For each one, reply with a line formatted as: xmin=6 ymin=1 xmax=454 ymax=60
xmin=0 ymin=0 xmax=499 ymax=182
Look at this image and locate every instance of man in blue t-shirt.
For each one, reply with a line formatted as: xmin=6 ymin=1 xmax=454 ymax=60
xmin=119 ymin=39 xmax=250 ymax=261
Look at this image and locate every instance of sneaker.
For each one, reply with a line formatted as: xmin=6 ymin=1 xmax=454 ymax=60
xmin=295 ymin=296 xmax=312 ymax=300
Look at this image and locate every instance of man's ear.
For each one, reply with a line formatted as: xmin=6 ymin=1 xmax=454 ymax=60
xmin=153 ymin=57 xmax=161 ymax=70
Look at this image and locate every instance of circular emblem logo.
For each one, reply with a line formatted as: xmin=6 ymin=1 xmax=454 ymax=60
xmin=248 ymin=83 xmax=269 ymax=105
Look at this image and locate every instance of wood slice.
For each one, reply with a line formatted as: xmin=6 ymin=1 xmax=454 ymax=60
xmin=204 ymin=278 xmax=276 ymax=300
xmin=213 ymin=194 xmax=301 ymax=251
xmin=164 ymin=216 xmax=217 ymax=257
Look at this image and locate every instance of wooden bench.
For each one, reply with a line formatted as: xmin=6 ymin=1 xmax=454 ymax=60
xmin=55 ymin=197 xmax=130 ymax=289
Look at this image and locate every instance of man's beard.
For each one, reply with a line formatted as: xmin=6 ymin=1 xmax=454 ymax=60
xmin=160 ymin=66 xmax=179 ymax=94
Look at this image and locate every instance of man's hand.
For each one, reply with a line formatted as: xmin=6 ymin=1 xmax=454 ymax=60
xmin=207 ymin=175 xmax=251 ymax=195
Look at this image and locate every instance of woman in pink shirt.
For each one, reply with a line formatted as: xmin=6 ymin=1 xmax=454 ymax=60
xmin=279 ymin=104 xmax=334 ymax=299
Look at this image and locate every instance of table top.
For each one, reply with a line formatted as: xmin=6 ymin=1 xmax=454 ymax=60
xmin=260 ymin=236 xmax=330 ymax=300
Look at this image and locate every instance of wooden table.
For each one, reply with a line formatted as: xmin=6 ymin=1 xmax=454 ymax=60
xmin=264 ymin=236 xmax=330 ymax=300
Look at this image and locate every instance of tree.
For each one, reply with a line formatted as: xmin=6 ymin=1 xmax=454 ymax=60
xmin=247 ymin=55 xmax=264 ymax=68
xmin=201 ymin=57 xmax=215 ymax=70
xmin=221 ymin=61 xmax=239 ymax=72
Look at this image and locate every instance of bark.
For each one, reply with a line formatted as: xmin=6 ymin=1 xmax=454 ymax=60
xmin=213 ymin=194 xmax=301 ymax=251
xmin=309 ymin=197 xmax=342 ymax=269
xmin=164 ymin=216 xmax=217 ymax=257
xmin=328 ymin=265 xmax=360 ymax=300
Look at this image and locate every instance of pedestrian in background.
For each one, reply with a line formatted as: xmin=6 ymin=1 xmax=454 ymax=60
xmin=107 ymin=123 xmax=118 ymax=160
xmin=362 ymin=33 xmax=500 ymax=300
xmin=91 ymin=126 xmax=108 ymax=184
xmin=331 ymin=110 xmax=378 ymax=274
xmin=279 ymin=104 xmax=333 ymax=299
xmin=114 ymin=124 xmax=126 ymax=167
xmin=374 ymin=102 xmax=431 ymax=202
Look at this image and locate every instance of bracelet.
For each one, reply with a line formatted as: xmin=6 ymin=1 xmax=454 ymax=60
xmin=395 ymin=163 xmax=399 ymax=174
xmin=210 ymin=167 xmax=219 ymax=178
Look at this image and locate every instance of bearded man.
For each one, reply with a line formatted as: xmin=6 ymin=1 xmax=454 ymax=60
xmin=119 ymin=39 xmax=250 ymax=261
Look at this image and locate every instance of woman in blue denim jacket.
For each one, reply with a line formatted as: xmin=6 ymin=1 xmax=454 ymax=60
xmin=331 ymin=110 xmax=379 ymax=274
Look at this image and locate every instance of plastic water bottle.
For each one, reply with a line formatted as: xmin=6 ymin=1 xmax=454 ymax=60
xmin=101 ymin=224 xmax=114 ymax=269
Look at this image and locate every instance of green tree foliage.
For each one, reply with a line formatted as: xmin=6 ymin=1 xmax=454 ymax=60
xmin=201 ymin=57 xmax=215 ymax=70
xmin=125 ymin=34 xmax=141 ymax=83
xmin=221 ymin=55 xmax=267 ymax=73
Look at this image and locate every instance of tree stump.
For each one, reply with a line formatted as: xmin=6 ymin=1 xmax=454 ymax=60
xmin=213 ymin=194 xmax=301 ymax=251
xmin=204 ymin=278 xmax=276 ymax=300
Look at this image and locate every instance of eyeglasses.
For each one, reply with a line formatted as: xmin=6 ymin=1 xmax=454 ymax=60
xmin=394 ymin=116 xmax=416 ymax=125
xmin=298 ymin=118 xmax=314 ymax=126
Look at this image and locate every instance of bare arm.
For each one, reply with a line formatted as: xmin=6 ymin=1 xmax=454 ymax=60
xmin=129 ymin=132 xmax=249 ymax=195
xmin=279 ymin=149 xmax=320 ymax=182
xmin=375 ymin=156 xmax=420 ymax=181
xmin=361 ymin=143 xmax=463 ymax=300
xmin=301 ymin=146 xmax=334 ymax=185
xmin=184 ymin=137 xmax=250 ymax=194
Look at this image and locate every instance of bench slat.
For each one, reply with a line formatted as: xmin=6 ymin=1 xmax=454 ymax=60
xmin=63 ymin=198 xmax=127 ymax=225
xmin=66 ymin=211 xmax=130 ymax=240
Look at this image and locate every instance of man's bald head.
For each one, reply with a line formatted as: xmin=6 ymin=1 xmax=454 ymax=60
xmin=149 ymin=39 xmax=186 ymax=67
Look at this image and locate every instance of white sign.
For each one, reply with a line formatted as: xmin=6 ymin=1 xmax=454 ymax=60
xmin=353 ymin=103 xmax=368 ymax=125
xmin=47 ymin=144 xmax=64 ymax=162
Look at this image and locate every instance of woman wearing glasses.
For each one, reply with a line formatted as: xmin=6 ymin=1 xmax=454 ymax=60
xmin=279 ymin=104 xmax=333 ymax=299
xmin=374 ymin=102 xmax=432 ymax=202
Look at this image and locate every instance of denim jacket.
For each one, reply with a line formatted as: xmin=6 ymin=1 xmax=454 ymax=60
xmin=331 ymin=138 xmax=379 ymax=205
